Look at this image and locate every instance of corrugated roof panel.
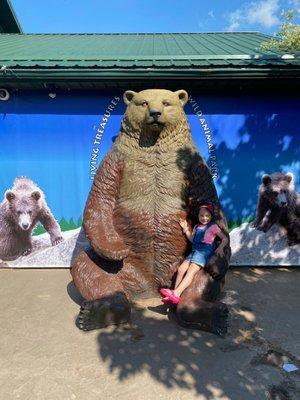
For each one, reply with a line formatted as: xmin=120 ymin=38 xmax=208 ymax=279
xmin=172 ymin=59 xmax=192 ymax=67
xmin=209 ymin=33 xmax=259 ymax=55
xmin=151 ymin=59 xmax=173 ymax=67
xmin=135 ymin=60 xmax=154 ymax=67
xmin=190 ymin=34 xmax=231 ymax=55
xmin=208 ymin=59 xmax=231 ymax=66
xmin=0 ymin=33 xmax=299 ymax=70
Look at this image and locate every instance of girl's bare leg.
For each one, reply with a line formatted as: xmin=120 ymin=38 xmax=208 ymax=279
xmin=174 ymin=263 xmax=203 ymax=297
xmin=174 ymin=260 xmax=190 ymax=289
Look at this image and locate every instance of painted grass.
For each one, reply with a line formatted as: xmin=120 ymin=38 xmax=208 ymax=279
xmin=228 ymin=216 xmax=255 ymax=232
xmin=33 ymin=215 xmax=254 ymax=235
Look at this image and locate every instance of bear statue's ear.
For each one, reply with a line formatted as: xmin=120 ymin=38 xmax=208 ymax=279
xmin=5 ymin=191 xmax=15 ymax=202
xmin=174 ymin=90 xmax=189 ymax=107
xmin=123 ymin=91 xmax=137 ymax=105
xmin=285 ymin=172 xmax=294 ymax=183
xmin=31 ymin=191 xmax=41 ymax=201
xmin=262 ymin=174 xmax=271 ymax=185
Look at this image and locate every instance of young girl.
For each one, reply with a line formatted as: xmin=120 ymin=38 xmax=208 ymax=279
xmin=160 ymin=203 xmax=228 ymax=304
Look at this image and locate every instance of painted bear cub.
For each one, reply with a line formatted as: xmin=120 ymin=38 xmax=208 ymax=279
xmin=0 ymin=177 xmax=63 ymax=261
xmin=253 ymin=172 xmax=300 ymax=246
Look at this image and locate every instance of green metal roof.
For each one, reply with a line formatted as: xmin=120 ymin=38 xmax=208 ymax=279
xmin=0 ymin=32 xmax=299 ymax=89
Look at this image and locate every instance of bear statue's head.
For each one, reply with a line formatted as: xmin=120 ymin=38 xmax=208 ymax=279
xmin=261 ymin=172 xmax=295 ymax=207
xmin=122 ymin=89 xmax=189 ymax=143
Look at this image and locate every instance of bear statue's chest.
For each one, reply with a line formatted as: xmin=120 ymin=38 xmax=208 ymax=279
xmin=118 ymin=151 xmax=190 ymax=213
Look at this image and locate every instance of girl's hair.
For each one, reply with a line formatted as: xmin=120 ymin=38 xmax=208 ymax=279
xmin=198 ymin=201 xmax=215 ymax=220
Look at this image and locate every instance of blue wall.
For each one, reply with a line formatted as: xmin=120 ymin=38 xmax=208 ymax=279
xmin=0 ymin=91 xmax=299 ymax=223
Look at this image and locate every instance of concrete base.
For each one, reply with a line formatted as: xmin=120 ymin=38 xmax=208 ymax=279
xmin=0 ymin=268 xmax=299 ymax=400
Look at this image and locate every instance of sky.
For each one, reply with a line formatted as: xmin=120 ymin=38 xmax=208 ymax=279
xmin=11 ymin=0 xmax=300 ymax=35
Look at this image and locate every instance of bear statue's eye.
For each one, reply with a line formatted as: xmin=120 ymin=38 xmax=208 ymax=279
xmin=141 ymin=101 xmax=148 ymax=107
xmin=162 ymin=101 xmax=171 ymax=106
xmin=28 ymin=211 xmax=32 ymax=215
xmin=17 ymin=211 xmax=22 ymax=215
xmin=282 ymin=190 xmax=287 ymax=194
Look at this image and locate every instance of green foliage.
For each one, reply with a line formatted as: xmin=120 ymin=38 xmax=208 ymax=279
xmin=261 ymin=10 xmax=300 ymax=53
xmin=68 ymin=217 xmax=77 ymax=230
xmin=228 ymin=216 xmax=255 ymax=232
xmin=33 ymin=223 xmax=46 ymax=236
xmin=33 ymin=214 xmax=251 ymax=236
xmin=77 ymin=215 xmax=83 ymax=226
xmin=32 ymin=216 xmax=83 ymax=236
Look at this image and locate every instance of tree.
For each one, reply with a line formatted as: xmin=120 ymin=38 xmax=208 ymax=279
xmin=261 ymin=10 xmax=300 ymax=53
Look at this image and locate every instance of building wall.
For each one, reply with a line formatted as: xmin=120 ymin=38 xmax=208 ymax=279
xmin=0 ymin=89 xmax=299 ymax=228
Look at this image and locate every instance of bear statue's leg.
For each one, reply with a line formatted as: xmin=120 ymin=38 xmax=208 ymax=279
xmin=175 ymin=268 xmax=228 ymax=336
xmin=71 ymin=249 xmax=140 ymax=331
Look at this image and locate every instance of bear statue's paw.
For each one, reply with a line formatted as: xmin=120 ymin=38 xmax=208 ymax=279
xmin=51 ymin=236 xmax=64 ymax=246
xmin=95 ymin=243 xmax=130 ymax=261
xmin=76 ymin=295 xmax=131 ymax=331
xmin=206 ymin=263 xmax=228 ymax=281
xmin=175 ymin=301 xmax=229 ymax=337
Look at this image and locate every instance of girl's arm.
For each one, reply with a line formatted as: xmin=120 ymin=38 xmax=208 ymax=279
xmin=214 ymin=230 xmax=228 ymax=257
xmin=179 ymin=219 xmax=194 ymax=242
xmin=183 ymin=227 xmax=194 ymax=242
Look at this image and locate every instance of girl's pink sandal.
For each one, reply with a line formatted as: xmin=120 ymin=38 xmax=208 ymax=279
xmin=168 ymin=292 xmax=181 ymax=304
xmin=162 ymin=297 xmax=171 ymax=304
xmin=160 ymin=288 xmax=181 ymax=304
xmin=160 ymin=288 xmax=173 ymax=297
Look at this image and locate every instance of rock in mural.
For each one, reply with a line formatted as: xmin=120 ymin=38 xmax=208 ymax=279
xmin=0 ymin=228 xmax=88 ymax=268
xmin=230 ymin=223 xmax=300 ymax=266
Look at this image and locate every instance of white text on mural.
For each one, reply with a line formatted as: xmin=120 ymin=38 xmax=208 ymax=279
xmin=189 ymin=96 xmax=219 ymax=179
xmin=90 ymin=96 xmax=121 ymax=179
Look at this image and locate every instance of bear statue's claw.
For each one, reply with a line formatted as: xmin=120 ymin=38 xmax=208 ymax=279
xmin=76 ymin=297 xmax=131 ymax=331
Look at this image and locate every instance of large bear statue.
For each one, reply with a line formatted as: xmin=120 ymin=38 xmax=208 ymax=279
xmin=71 ymin=89 xmax=231 ymax=335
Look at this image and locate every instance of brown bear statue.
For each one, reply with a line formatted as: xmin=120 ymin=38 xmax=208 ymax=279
xmin=71 ymin=89 xmax=231 ymax=335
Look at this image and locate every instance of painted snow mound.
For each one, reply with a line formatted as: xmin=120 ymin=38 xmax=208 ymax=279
xmin=0 ymin=228 xmax=89 ymax=268
xmin=230 ymin=222 xmax=300 ymax=266
xmin=1 ymin=222 xmax=299 ymax=268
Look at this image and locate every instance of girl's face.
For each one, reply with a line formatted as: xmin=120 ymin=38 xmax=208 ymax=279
xmin=198 ymin=208 xmax=212 ymax=225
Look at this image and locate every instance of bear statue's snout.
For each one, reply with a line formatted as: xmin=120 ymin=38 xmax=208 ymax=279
xmin=21 ymin=223 xmax=30 ymax=230
xmin=147 ymin=108 xmax=164 ymax=129
xmin=149 ymin=109 xmax=161 ymax=119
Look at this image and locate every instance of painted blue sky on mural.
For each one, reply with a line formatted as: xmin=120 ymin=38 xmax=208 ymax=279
xmin=0 ymin=92 xmax=299 ymax=222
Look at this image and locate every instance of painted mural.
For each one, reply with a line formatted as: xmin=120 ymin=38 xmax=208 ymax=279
xmin=0 ymin=91 xmax=299 ymax=267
